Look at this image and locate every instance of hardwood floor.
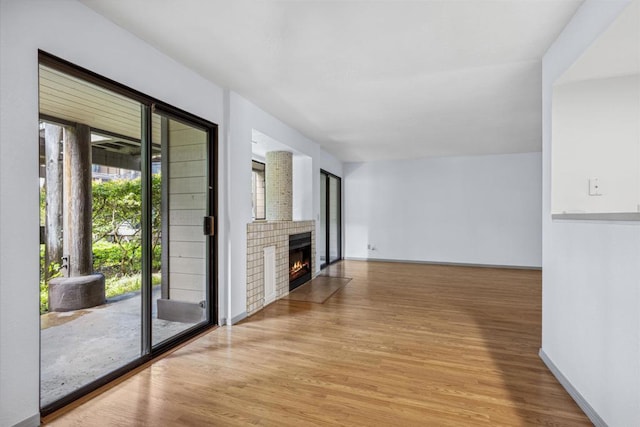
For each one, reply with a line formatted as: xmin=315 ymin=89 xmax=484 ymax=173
xmin=44 ymin=261 xmax=590 ymax=426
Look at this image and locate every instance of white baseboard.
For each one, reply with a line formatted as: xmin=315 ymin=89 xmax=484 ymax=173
xmin=539 ymin=348 xmax=607 ymax=427
xmin=11 ymin=413 xmax=40 ymax=427
xmin=344 ymin=256 xmax=542 ymax=270
xmin=225 ymin=311 xmax=247 ymax=326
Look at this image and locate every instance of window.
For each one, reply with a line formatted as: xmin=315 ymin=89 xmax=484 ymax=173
xmin=252 ymin=160 xmax=266 ymax=220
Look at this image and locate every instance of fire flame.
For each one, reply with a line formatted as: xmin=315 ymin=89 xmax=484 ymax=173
xmin=290 ymin=260 xmax=307 ymax=275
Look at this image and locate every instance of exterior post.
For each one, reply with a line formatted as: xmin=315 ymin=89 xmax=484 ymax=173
xmin=49 ymin=123 xmax=105 ymax=311
xmin=44 ymin=123 xmax=63 ymax=279
xmin=63 ymin=124 xmax=93 ymax=276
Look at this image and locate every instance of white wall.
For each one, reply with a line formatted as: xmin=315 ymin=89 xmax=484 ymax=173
xmin=0 ymin=1 xmax=226 ymax=426
xmin=227 ymin=92 xmax=343 ymax=322
xmin=552 ymin=75 xmax=640 ymax=214
xmin=293 ymin=155 xmax=314 ymax=221
xmin=344 ymin=152 xmax=542 ymax=267
xmin=542 ymin=1 xmax=640 ymax=426
xmin=320 ymin=149 xmax=344 ymax=178
xmin=227 ymin=93 xmax=254 ymax=321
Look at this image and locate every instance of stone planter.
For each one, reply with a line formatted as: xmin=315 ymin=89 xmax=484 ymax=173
xmin=48 ymin=273 xmax=106 ymax=312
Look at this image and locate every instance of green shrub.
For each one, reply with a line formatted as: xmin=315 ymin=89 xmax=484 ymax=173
xmin=40 ymin=245 xmax=62 ymax=314
xmin=40 ymin=280 xmax=48 ymax=314
xmin=105 ymin=273 xmax=161 ymax=298
xmin=40 ymin=176 xmax=163 ymax=313
xmin=92 ymin=241 xmax=162 ymax=276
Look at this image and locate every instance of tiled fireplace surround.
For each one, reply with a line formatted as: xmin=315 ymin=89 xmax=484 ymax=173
xmin=246 ymin=220 xmax=315 ymax=315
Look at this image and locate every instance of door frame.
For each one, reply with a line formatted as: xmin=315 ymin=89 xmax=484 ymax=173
xmin=38 ymin=50 xmax=218 ymax=416
xmin=320 ymin=169 xmax=342 ymax=269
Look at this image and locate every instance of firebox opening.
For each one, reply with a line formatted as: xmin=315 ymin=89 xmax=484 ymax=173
xmin=289 ymin=232 xmax=312 ymax=291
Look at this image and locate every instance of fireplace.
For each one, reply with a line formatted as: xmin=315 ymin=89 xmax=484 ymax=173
xmin=289 ymin=232 xmax=312 ymax=291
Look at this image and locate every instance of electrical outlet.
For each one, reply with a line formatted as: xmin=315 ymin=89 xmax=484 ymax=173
xmin=588 ymin=178 xmax=602 ymax=196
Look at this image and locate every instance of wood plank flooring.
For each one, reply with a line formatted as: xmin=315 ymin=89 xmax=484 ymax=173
xmin=44 ymin=261 xmax=590 ymax=426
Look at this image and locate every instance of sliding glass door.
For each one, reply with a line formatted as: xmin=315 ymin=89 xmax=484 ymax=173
xmin=319 ymin=176 xmax=327 ymax=266
xmin=328 ymin=175 xmax=341 ymax=263
xmin=151 ymin=113 xmax=212 ymax=347
xmin=39 ymin=63 xmax=145 ymax=409
xmin=320 ymin=170 xmax=342 ymax=268
xmin=38 ymin=52 xmax=217 ymax=414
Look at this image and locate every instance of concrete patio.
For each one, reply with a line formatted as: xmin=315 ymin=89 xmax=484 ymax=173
xmin=40 ymin=286 xmax=198 ymax=406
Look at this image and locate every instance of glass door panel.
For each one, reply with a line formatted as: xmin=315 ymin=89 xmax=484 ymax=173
xmin=320 ymin=171 xmax=342 ymax=267
xmin=319 ymin=175 xmax=327 ymax=267
xmin=39 ymin=64 xmax=142 ymax=408
xmin=151 ymin=114 xmax=210 ymax=347
xmin=329 ymin=175 xmax=341 ymax=263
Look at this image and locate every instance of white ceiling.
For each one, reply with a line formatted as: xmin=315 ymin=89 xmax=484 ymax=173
xmin=81 ymin=0 xmax=583 ymax=162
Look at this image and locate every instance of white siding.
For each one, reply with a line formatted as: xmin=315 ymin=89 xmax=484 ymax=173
xmin=168 ymin=125 xmax=207 ymax=303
